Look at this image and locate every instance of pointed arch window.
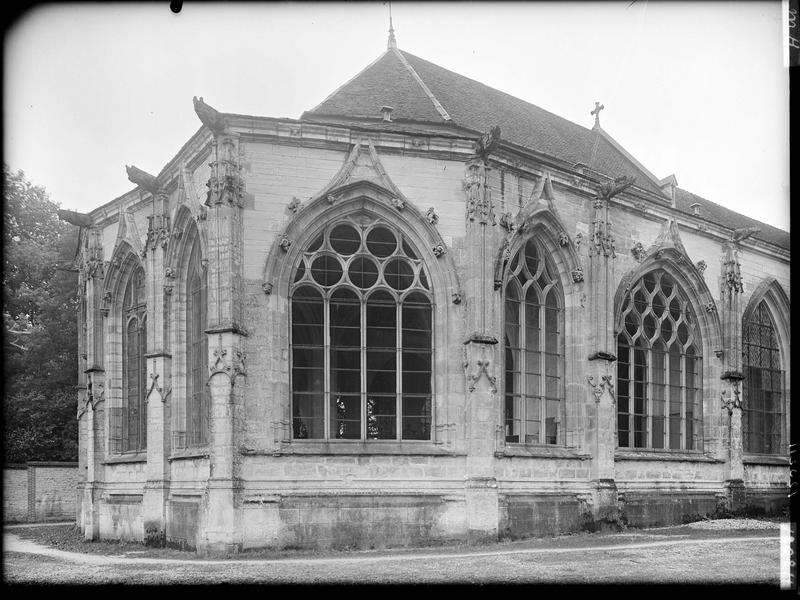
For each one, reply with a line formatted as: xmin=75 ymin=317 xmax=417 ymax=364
xmin=120 ymin=266 xmax=147 ymax=452
xmin=185 ymin=240 xmax=209 ymax=447
xmin=290 ymin=219 xmax=433 ymax=441
xmin=742 ymin=302 xmax=784 ymax=454
xmin=503 ymin=238 xmax=564 ymax=445
xmin=616 ymin=270 xmax=702 ymax=450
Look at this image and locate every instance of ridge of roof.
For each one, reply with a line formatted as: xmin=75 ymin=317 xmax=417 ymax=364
xmin=390 ymin=48 xmax=451 ymax=122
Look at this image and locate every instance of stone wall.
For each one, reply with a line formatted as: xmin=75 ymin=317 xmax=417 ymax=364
xmin=3 ymin=462 xmax=78 ymax=523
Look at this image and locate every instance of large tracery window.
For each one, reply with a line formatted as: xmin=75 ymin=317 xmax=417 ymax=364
xmin=185 ymin=240 xmax=209 ymax=447
xmin=117 ymin=266 xmax=147 ymax=453
xmin=504 ymin=238 xmax=564 ymax=445
xmin=290 ymin=219 xmax=433 ymax=441
xmin=742 ymin=302 xmax=784 ymax=454
xmin=617 ymin=270 xmax=702 ymax=451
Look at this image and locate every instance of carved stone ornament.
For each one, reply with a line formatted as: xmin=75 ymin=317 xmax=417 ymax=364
xmin=390 ymin=195 xmax=405 ymax=211
xmin=433 ymin=243 xmax=446 ymax=258
xmin=426 ymin=207 xmax=439 ymax=226
xmin=452 ymin=292 xmax=462 ymax=305
xmin=200 ymin=258 xmax=209 ymax=271
xmin=574 ymin=231 xmax=583 ymax=252
xmin=262 ymin=282 xmax=273 ymax=295
xmin=208 ymin=337 xmax=247 ymax=380
xmin=558 ymin=232 xmax=570 ymax=247
xmin=103 ymin=291 xmax=113 ymax=304
xmin=326 ymin=193 xmax=339 ymax=204
xmin=587 ymin=374 xmax=615 ymax=403
xmin=705 ymin=301 xmax=716 ymax=313
xmin=695 ymin=260 xmax=707 ymax=273
xmin=499 ymin=212 xmax=515 ymax=233
xmin=571 ymin=268 xmax=584 ymax=283
xmin=464 ymin=158 xmax=496 ymax=226
xmin=279 ymin=236 xmax=292 ymax=252
xmin=165 ymin=267 xmax=175 ymax=279
xmin=287 ymin=197 xmax=302 ymax=214
xmin=147 ymin=372 xmax=170 ymax=403
xmin=631 ymin=242 xmax=647 ymax=262
xmin=464 ymin=359 xmax=497 ymax=394
xmin=720 ymin=382 xmax=742 ymax=414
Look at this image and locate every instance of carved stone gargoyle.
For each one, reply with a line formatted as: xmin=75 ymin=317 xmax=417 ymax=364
xmin=598 ymin=175 xmax=636 ymax=200
xmin=729 ymin=226 xmax=761 ymax=243
xmin=192 ymin=96 xmax=227 ymax=134
xmin=57 ymin=209 xmax=92 ymax=228
xmin=474 ymin=125 xmax=501 ymax=161
xmin=125 ymin=165 xmax=160 ymax=195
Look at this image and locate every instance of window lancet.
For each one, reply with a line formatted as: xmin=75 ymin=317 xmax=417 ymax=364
xmin=742 ymin=302 xmax=784 ymax=454
xmin=616 ymin=270 xmax=702 ymax=451
xmin=504 ymin=238 xmax=564 ymax=445
xmin=115 ymin=265 xmax=147 ymax=453
xmin=185 ymin=240 xmax=209 ymax=447
xmin=290 ymin=219 xmax=432 ymax=441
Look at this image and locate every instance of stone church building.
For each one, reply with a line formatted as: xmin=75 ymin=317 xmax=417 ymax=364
xmin=61 ymin=34 xmax=790 ymax=554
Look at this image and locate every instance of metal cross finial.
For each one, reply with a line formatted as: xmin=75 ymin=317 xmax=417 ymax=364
xmin=591 ymin=102 xmax=605 ymax=128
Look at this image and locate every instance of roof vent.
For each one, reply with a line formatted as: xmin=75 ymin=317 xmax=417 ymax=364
xmin=380 ymin=106 xmax=394 ymax=122
xmin=690 ymin=202 xmax=701 ymax=216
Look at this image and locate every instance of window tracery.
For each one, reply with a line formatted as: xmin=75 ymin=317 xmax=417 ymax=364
xmin=742 ymin=302 xmax=784 ymax=454
xmin=504 ymin=238 xmax=564 ymax=445
xmin=616 ymin=270 xmax=702 ymax=450
xmin=290 ymin=219 xmax=432 ymax=441
xmin=114 ymin=265 xmax=147 ymax=452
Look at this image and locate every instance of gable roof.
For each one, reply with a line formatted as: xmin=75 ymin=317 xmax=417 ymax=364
xmin=304 ymin=48 xmax=789 ymax=251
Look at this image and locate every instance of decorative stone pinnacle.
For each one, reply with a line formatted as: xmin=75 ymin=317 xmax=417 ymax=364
xmin=591 ymin=102 xmax=605 ymax=128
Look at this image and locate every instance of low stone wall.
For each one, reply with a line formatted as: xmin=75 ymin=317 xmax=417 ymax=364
xmin=3 ymin=462 xmax=79 ymax=523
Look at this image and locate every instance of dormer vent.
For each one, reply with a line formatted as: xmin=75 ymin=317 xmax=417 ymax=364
xmin=690 ymin=202 xmax=701 ymax=216
xmin=380 ymin=106 xmax=394 ymax=122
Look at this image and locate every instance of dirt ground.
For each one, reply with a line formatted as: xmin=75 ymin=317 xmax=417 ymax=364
xmin=2 ymin=520 xmax=788 ymax=585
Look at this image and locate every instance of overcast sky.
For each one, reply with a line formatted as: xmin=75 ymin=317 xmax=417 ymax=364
xmin=3 ymin=1 xmax=790 ymax=230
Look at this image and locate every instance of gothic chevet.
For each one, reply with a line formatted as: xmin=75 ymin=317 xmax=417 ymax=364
xmin=63 ymin=37 xmax=789 ymax=554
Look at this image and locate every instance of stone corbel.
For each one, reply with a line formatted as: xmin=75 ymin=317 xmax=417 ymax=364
xmin=262 ymin=282 xmax=273 ymax=295
xmin=571 ymin=267 xmax=585 ymax=283
xmin=695 ymin=260 xmax=707 ymax=274
xmin=279 ymin=236 xmax=292 ymax=252
xmin=451 ymin=292 xmax=462 ymax=305
xmin=432 ymin=243 xmax=447 ymax=258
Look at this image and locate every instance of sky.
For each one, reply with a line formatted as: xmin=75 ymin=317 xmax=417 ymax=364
xmin=3 ymin=1 xmax=790 ymax=230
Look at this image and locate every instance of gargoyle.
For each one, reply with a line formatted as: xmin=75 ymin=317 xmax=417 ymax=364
xmin=125 ymin=165 xmax=161 ymax=195
xmin=598 ymin=175 xmax=636 ymax=200
xmin=729 ymin=226 xmax=761 ymax=243
xmin=193 ymin=96 xmax=227 ymax=134
xmin=474 ymin=125 xmax=501 ymax=161
xmin=57 ymin=209 xmax=92 ymax=228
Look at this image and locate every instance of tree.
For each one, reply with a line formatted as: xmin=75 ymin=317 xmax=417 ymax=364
xmin=3 ymin=164 xmax=79 ymax=463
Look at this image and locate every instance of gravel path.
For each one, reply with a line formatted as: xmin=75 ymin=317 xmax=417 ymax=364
xmin=686 ymin=518 xmax=782 ymax=530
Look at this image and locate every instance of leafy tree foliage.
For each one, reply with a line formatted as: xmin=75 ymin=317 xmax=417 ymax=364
xmin=4 ymin=164 xmax=79 ymax=463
